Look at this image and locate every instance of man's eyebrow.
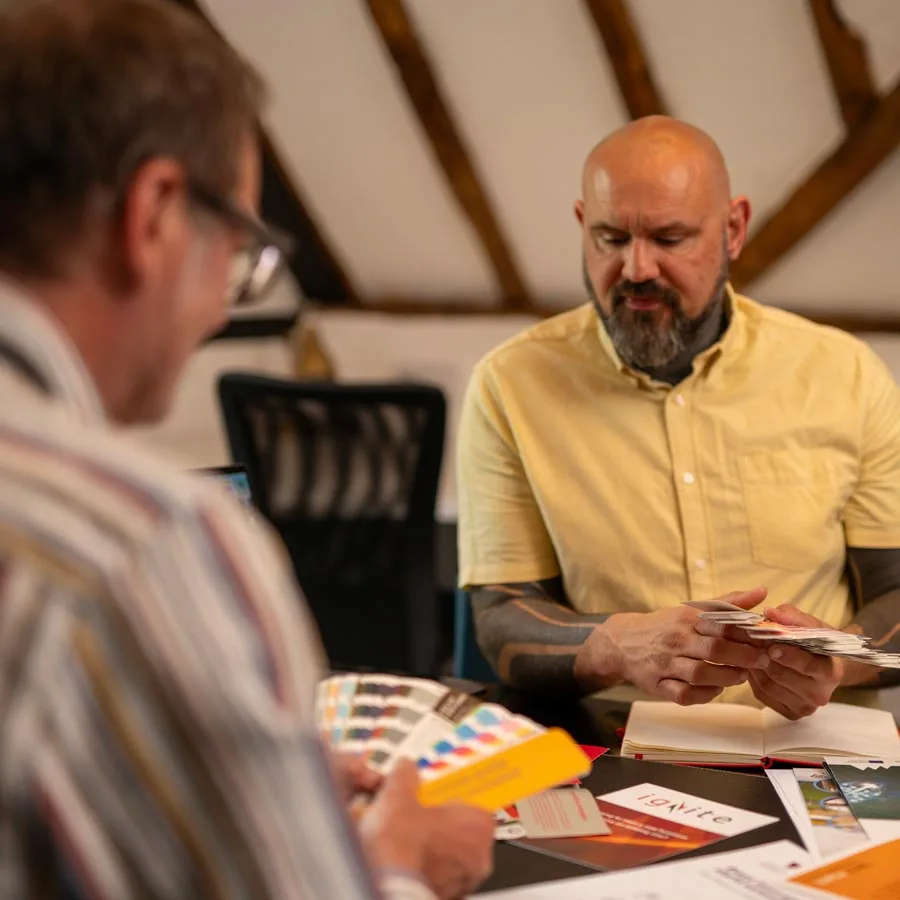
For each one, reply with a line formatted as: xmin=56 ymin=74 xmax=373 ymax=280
xmin=588 ymin=221 xmax=627 ymax=232
xmin=651 ymin=221 xmax=700 ymax=234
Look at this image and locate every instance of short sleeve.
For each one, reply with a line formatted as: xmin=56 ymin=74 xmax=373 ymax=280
xmin=843 ymin=346 xmax=900 ymax=547
xmin=456 ymin=359 xmax=559 ymax=587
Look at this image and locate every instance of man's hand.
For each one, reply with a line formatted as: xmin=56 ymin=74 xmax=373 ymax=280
xmin=359 ymin=759 xmax=494 ymax=900
xmin=734 ymin=605 xmax=843 ymax=720
xmin=575 ymin=588 xmax=770 ymax=704
xmin=328 ymin=750 xmax=383 ymax=803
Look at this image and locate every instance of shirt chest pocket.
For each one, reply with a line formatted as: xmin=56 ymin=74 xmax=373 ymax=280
xmin=739 ymin=449 xmax=841 ymax=571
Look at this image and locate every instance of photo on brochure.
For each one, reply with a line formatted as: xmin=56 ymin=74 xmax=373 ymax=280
xmin=825 ymin=761 xmax=900 ymax=821
xmin=792 ymin=768 xmax=868 ymax=859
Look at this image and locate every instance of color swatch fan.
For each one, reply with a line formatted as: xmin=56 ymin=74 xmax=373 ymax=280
xmin=315 ymin=673 xmax=592 ymax=812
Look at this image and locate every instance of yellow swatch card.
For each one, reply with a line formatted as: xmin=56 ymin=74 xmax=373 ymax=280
xmin=418 ymin=728 xmax=592 ymax=812
xmin=789 ymin=838 xmax=900 ymax=898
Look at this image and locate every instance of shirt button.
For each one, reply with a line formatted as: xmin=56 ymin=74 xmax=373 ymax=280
xmin=683 ymin=472 xmax=695 ymax=485
xmin=695 ymin=558 xmax=706 ymax=570
xmin=674 ymin=394 xmax=686 ymax=407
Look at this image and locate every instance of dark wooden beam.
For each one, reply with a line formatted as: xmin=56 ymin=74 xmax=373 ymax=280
xmin=809 ymin=0 xmax=878 ymax=128
xmin=167 ymin=0 xmax=358 ymax=304
xmin=364 ymin=0 xmax=532 ymax=310
xmin=731 ymin=78 xmax=900 ymax=290
xmin=582 ymin=0 xmax=668 ymax=119
xmin=334 ymin=299 xmax=900 ymax=335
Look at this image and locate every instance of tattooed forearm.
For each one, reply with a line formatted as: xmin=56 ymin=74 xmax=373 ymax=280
xmin=468 ymin=577 xmax=610 ymax=695
xmin=843 ymin=547 xmax=900 ymax=688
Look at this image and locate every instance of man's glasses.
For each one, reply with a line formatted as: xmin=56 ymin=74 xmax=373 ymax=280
xmin=190 ymin=184 xmax=296 ymax=307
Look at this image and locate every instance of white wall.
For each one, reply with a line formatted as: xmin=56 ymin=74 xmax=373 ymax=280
xmin=202 ymin=0 xmax=900 ymax=311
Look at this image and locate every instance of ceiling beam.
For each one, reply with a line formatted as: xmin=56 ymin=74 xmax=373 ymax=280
xmin=167 ymin=0 xmax=358 ymax=304
xmin=809 ymin=0 xmax=878 ymax=128
xmin=331 ymin=299 xmax=900 ymax=335
xmin=582 ymin=0 xmax=668 ymax=119
xmin=364 ymin=0 xmax=532 ymax=311
xmin=731 ymin=77 xmax=900 ymax=290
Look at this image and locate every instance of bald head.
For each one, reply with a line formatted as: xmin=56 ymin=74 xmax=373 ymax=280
xmin=583 ymin=116 xmax=731 ymax=211
xmin=575 ymin=116 xmax=751 ymax=372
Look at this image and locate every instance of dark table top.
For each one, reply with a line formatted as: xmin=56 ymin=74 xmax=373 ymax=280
xmin=471 ymin=686 xmax=804 ymax=895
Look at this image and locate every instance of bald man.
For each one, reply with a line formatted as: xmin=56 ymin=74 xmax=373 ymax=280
xmin=456 ymin=116 xmax=900 ymax=720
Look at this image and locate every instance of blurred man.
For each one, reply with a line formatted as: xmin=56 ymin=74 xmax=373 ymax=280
xmin=457 ymin=116 xmax=900 ymax=720
xmin=0 ymin=1 xmax=493 ymax=897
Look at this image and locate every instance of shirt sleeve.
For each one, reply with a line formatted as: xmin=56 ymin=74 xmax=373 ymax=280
xmin=39 ymin=492 xmax=389 ymax=900
xmin=843 ymin=345 xmax=900 ymax=547
xmin=456 ymin=358 xmax=560 ymax=587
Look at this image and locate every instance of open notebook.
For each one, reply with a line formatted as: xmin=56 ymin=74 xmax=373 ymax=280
xmin=621 ymin=701 xmax=900 ymax=767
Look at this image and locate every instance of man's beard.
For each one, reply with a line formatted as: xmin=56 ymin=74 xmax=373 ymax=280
xmin=586 ymin=238 xmax=730 ymax=370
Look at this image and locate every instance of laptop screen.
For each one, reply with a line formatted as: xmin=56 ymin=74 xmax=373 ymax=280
xmin=199 ymin=465 xmax=254 ymax=508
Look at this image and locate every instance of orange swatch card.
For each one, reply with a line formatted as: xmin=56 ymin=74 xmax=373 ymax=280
xmin=418 ymin=727 xmax=592 ymax=812
xmin=789 ymin=838 xmax=900 ymax=898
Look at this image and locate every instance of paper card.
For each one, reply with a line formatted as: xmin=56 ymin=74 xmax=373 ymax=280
xmin=824 ymin=758 xmax=900 ymax=844
xmin=793 ymin=768 xmax=868 ymax=860
xmin=516 ymin=782 xmax=777 ymax=871
xmin=788 ymin=838 xmax=900 ymax=898
xmin=416 ymin=704 xmax=543 ymax=781
xmin=417 ymin=727 xmax=591 ymax=813
xmin=513 ymin=788 xmax=611 ymax=839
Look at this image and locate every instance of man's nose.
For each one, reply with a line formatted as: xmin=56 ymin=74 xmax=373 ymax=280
xmin=622 ymin=238 xmax=660 ymax=283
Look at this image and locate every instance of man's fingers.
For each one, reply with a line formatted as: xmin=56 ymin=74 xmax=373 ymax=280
xmin=668 ymin=657 xmax=749 ymax=688
xmin=767 ymin=644 xmax=835 ymax=677
xmin=382 ymin=758 xmax=421 ymax=797
xmin=749 ymin=669 xmax=816 ymax=721
xmin=692 ymin=634 xmax=769 ymax=670
xmin=657 ymin=678 xmax=723 ymax=706
xmin=748 ymin=673 xmax=798 ymax=721
xmin=764 ymin=604 xmax=823 ymax=628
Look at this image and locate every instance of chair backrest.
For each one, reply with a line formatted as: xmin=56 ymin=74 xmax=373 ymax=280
xmin=217 ymin=373 xmax=446 ymax=675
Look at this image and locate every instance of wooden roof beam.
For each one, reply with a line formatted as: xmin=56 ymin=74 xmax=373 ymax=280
xmin=329 ymin=298 xmax=900 ymax=336
xmin=364 ymin=0 xmax=532 ymax=311
xmin=731 ymin=77 xmax=900 ymax=290
xmin=582 ymin=0 xmax=668 ymax=119
xmin=809 ymin=0 xmax=878 ymax=129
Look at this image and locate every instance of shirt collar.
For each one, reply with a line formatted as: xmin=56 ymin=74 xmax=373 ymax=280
xmin=0 ymin=276 xmax=107 ymax=424
xmin=593 ymin=283 xmax=745 ymax=386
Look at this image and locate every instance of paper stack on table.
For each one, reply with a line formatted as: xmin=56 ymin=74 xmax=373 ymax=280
xmin=685 ymin=598 xmax=900 ymax=668
xmin=315 ymin=673 xmax=593 ymax=814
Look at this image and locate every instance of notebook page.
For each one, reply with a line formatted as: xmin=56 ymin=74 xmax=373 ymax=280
xmin=762 ymin=703 xmax=900 ymax=759
xmin=625 ymin=701 xmax=764 ymax=757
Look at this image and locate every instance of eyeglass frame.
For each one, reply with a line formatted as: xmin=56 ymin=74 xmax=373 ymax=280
xmin=188 ymin=182 xmax=296 ymax=307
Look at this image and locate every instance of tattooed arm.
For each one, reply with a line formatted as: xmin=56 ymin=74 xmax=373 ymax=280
xmin=841 ymin=547 xmax=900 ymax=688
xmin=468 ymin=578 xmax=611 ymax=695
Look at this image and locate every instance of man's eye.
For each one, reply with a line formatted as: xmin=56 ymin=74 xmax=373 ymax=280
xmin=655 ymin=236 xmax=684 ymax=247
xmin=599 ymin=235 xmax=629 ymax=247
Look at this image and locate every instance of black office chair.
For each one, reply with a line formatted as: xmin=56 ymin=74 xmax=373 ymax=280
xmin=217 ymin=373 xmax=446 ymax=676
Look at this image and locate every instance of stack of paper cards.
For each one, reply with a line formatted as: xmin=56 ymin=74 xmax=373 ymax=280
xmin=684 ymin=599 xmax=900 ymax=668
xmin=316 ymin=674 xmax=592 ymax=812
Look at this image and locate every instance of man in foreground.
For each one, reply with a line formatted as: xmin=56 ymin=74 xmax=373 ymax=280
xmin=0 ymin=1 xmax=492 ymax=897
xmin=457 ymin=115 xmax=900 ymax=720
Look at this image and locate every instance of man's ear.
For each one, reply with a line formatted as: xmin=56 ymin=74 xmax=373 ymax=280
xmin=119 ymin=157 xmax=189 ymax=285
xmin=574 ymin=199 xmax=585 ymax=226
xmin=726 ymin=195 xmax=751 ymax=261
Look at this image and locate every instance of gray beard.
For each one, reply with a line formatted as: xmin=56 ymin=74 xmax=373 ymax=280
xmin=587 ymin=243 xmax=730 ymax=374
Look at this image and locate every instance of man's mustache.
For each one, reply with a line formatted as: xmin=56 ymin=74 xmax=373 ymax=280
xmin=611 ymin=281 xmax=680 ymax=311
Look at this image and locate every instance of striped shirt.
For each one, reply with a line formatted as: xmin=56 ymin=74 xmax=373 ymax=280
xmin=0 ymin=281 xmax=435 ymax=900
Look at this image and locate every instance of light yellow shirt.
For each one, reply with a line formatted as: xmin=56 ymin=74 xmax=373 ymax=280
xmin=457 ymin=290 xmax=900 ymax=703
